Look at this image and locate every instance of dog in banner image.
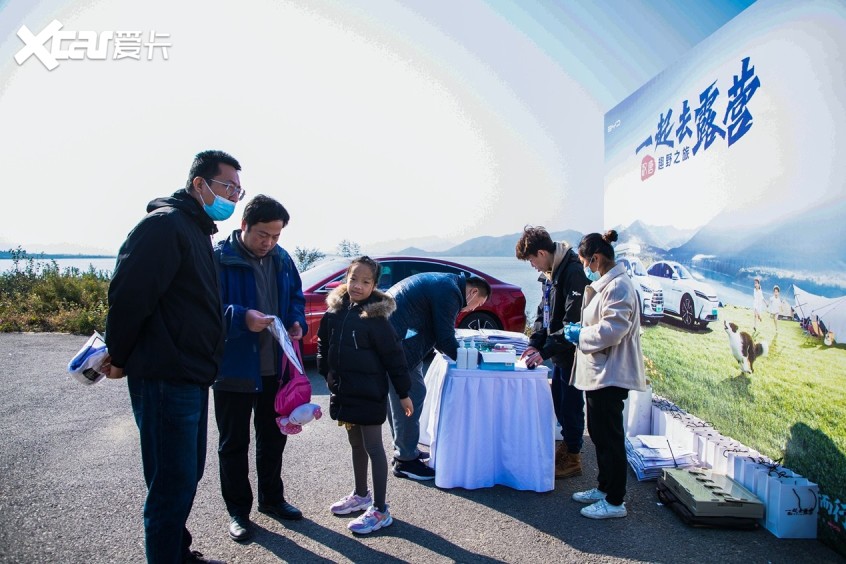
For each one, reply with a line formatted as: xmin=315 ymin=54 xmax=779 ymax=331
xmin=724 ymin=320 xmax=768 ymax=374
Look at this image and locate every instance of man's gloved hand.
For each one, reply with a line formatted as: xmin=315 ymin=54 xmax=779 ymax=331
xmin=564 ymin=323 xmax=581 ymax=345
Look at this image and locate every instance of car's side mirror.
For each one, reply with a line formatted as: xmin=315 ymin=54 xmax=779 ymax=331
xmin=671 ymin=273 xmax=679 ymax=281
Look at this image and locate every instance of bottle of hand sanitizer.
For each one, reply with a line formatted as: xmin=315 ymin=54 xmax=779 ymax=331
xmin=457 ymin=339 xmax=467 ymax=369
xmin=467 ymin=338 xmax=478 ymax=369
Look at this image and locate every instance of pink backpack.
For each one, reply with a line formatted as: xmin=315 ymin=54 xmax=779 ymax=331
xmin=274 ymin=340 xmax=312 ymax=418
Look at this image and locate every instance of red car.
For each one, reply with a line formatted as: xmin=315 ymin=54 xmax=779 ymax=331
xmin=298 ymin=256 xmax=527 ymax=357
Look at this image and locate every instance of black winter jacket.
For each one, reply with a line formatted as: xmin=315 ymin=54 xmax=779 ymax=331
xmin=528 ymin=243 xmax=590 ymax=367
xmin=317 ymin=285 xmax=410 ymax=425
xmin=106 ymin=189 xmax=225 ymax=385
xmin=386 ymin=272 xmax=466 ymax=368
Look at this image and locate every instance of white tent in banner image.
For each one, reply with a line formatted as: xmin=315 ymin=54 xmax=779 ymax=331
xmin=793 ymin=285 xmax=846 ymax=345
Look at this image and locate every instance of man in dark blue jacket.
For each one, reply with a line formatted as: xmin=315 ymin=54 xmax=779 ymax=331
xmin=212 ymin=194 xmax=307 ymax=543
xmin=386 ymin=272 xmax=490 ymax=480
xmin=105 ymin=149 xmax=243 ymax=564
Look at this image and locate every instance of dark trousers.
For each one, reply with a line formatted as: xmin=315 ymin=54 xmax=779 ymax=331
xmin=552 ymin=364 xmax=585 ymax=453
xmin=586 ymin=386 xmax=629 ymax=506
xmin=213 ymin=376 xmax=287 ymax=518
xmin=387 ymin=361 xmax=426 ymax=461
xmin=128 ymin=375 xmax=207 ymax=564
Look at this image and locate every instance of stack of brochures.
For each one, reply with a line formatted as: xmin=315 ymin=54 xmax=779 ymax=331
xmin=626 ymin=435 xmax=700 ymax=481
xmin=455 ymin=328 xmax=530 ymax=356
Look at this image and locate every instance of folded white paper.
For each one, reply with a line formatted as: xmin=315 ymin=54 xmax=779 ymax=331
xmin=267 ymin=317 xmax=304 ymax=375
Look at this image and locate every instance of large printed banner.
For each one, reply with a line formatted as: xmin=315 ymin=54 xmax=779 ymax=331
xmin=603 ymin=0 xmax=845 ymax=551
xmin=605 ymin=0 xmax=845 ymax=310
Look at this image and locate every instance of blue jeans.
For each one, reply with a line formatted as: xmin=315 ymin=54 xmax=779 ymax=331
xmin=552 ymin=364 xmax=585 ymax=453
xmin=128 ymin=375 xmax=208 ymax=564
xmin=387 ymin=361 xmax=426 ymax=461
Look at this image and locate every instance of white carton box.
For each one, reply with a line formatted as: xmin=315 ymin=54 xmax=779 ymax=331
xmin=479 ymin=351 xmax=516 ymax=371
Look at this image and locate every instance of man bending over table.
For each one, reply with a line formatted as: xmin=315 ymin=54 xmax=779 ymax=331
xmin=385 ymin=272 xmax=490 ymax=480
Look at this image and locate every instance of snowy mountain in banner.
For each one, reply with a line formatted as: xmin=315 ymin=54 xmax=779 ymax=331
xmin=616 ymin=220 xmax=697 ymax=251
xmin=668 ymin=198 xmax=846 ymax=271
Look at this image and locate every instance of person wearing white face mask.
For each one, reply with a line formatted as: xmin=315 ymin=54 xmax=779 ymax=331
xmin=564 ymin=229 xmax=647 ymax=521
xmin=103 ymin=150 xmax=243 ymax=564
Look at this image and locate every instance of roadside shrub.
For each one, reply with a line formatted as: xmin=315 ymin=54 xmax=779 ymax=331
xmin=0 ymin=249 xmax=109 ymax=334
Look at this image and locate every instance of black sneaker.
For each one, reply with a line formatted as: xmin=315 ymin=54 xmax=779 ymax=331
xmin=258 ymin=500 xmax=303 ymax=520
xmin=393 ymin=458 xmax=435 ymax=480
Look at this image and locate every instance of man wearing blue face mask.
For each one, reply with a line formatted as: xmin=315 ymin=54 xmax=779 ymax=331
xmin=104 ymin=150 xmax=243 ymax=564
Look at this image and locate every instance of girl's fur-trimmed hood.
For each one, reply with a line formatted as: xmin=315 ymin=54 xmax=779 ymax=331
xmin=325 ymin=284 xmax=396 ymax=319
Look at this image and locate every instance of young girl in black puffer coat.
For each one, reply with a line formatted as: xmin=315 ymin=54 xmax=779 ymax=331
xmin=317 ymin=256 xmax=412 ymax=534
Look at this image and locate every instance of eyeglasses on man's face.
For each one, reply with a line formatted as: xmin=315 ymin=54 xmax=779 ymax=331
xmin=208 ymin=178 xmax=246 ymax=201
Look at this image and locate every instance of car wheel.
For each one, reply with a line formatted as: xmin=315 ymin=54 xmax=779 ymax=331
xmin=680 ymin=294 xmax=695 ymax=328
xmin=458 ymin=312 xmax=501 ymax=331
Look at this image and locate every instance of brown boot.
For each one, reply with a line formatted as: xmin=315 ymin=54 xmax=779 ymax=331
xmin=555 ymin=452 xmax=582 ymax=479
xmin=555 ymin=442 xmax=568 ymax=467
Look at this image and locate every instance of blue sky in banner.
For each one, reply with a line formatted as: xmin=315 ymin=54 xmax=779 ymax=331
xmin=604 ymin=0 xmax=846 ymax=232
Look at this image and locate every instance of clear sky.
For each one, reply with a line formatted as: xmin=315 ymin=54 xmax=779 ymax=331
xmin=0 ymin=0 xmax=754 ymax=255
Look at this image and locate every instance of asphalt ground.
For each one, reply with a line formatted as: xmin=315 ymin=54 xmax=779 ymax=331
xmin=0 ymin=333 xmax=841 ymax=563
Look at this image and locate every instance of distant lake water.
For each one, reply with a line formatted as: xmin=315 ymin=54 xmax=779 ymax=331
xmin=0 ymin=255 xmax=546 ymax=316
xmin=0 ymin=257 xmax=117 ymax=275
xmin=440 ymin=256 xmax=545 ymax=317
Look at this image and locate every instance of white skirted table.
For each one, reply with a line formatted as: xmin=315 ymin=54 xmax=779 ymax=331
xmin=419 ymin=353 xmax=555 ymax=492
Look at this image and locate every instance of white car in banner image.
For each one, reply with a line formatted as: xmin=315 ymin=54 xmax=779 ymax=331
xmin=616 ymin=255 xmax=664 ymax=325
xmin=646 ymin=260 xmax=719 ymax=329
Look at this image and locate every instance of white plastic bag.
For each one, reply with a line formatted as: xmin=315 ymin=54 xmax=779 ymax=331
xmin=67 ymin=332 xmax=108 ymax=385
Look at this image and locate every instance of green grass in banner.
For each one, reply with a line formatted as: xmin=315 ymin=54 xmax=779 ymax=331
xmin=643 ymin=305 xmax=846 ymax=547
